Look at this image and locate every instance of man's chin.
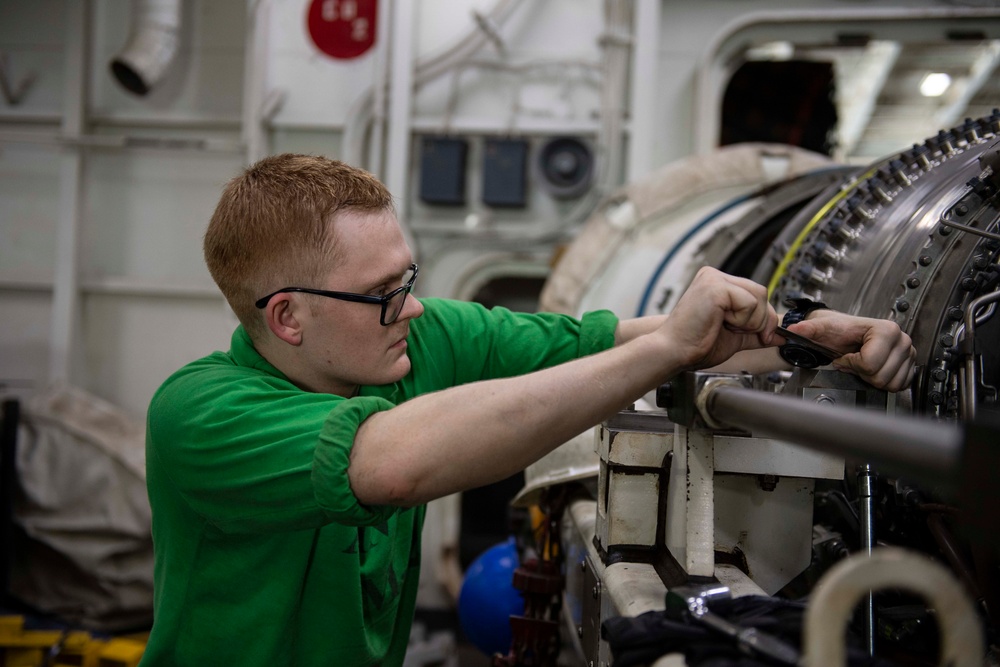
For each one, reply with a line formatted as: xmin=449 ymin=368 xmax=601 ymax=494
xmin=386 ymin=355 xmax=412 ymax=383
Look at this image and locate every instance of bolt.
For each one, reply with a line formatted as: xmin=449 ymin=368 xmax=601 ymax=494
xmin=961 ymin=277 xmax=978 ymax=291
xmin=974 ymin=255 xmax=990 ymax=270
xmin=940 ymin=225 xmax=953 ymax=236
xmin=907 ymin=277 xmax=921 ymax=288
xmin=919 ymin=255 xmax=933 ymax=266
xmin=940 ymin=334 xmax=955 ymax=347
xmin=948 ymin=307 xmax=964 ymax=321
xmin=895 ymin=299 xmax=910 ymax=312
xmin=931 ymin=368 xmax=947 ymax=382
xmin=956 ymin=204 xmax=969 ymax=216
xmin=758 ymin=474 xmax=779 ymax=492
xmin=930 ymin=391 xmax=945 ymax=405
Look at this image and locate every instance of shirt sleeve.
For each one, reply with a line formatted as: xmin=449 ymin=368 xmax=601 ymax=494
xmin=312 ymin=397 xmax=402 ymax=525
xmin=402 ymin=299 xmax=619 ymax=389
xmin=147 ymin=365 xmax=399 ymax=534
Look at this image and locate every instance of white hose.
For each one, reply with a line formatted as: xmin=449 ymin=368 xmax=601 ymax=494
xmin=110 ymin=0 xmax=182 ymax=96
xmin=803 ymin=547 xmax=984 ymax=667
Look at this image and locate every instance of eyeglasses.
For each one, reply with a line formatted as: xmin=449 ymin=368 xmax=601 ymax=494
xmin=255 ymin=264 xmax=418 ymax=326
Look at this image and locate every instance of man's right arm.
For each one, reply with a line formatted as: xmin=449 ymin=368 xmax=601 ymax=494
xmin=348 ymin=267 xmax=778 ymax=507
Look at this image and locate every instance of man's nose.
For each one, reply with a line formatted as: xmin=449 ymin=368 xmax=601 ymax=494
xmin=401 ymin=293 xmax=424 ymax=320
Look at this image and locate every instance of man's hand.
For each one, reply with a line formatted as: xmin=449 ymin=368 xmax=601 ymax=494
xmin=782 ymin=310 xmax=916 ymax=391
xmin=657 ymin=267 xmax=780 ymax=371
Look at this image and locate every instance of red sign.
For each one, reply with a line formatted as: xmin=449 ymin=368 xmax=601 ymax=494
xmin=307 ymin=0 xmax=377 ymax=60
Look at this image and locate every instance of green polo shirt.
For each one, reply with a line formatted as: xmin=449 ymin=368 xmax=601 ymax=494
xmin=142 ymin=298 xmax=617 ymax=666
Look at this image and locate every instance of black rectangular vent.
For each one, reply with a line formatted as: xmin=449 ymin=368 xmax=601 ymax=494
xmin=482 ymin=138 xmax=529 ymax=208
xmin=419 ymin=136 xmax=468 ymax=206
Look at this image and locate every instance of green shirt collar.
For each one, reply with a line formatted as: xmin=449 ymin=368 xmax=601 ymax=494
xmin=228 ymin=324 xmax=401 ymax=403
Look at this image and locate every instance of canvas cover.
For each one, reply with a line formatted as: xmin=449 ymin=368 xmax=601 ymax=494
xmin=10 ymin=384 xmax=153 ymax=632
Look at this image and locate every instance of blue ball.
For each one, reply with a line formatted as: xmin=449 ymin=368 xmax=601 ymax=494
xmin=457 ymin=538 xmax=525 ymax=656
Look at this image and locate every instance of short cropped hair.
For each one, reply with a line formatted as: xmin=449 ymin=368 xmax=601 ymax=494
xmin=204 ymin=154 xmax=394 ymax=340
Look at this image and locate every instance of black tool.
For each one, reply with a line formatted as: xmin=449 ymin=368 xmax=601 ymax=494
xmin=665 ymin=584 xmax=801 ymax=666
xmin=775 ymin=325 xmax=842 ymax=369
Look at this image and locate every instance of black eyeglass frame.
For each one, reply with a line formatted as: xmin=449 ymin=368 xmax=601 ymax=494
xmin=254 ymin=264 xmax=418 ymax=326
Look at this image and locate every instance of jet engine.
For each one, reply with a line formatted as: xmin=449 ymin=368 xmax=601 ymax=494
xmin=507 ymin=113 xmax=1000 ymax=666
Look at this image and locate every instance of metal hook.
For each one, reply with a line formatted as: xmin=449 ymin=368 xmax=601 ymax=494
xmin=0 ymin=52 xmax=37 ymax=106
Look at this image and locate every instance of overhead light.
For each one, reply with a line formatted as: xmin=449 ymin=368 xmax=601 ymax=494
xmin=746 ymin=41 xmax=794 ymax=61
xmin=920 ymin=72 xmax=952 ymax=97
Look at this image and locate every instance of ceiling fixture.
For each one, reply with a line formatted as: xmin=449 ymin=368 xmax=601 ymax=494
xmin=920 ymin=72 xmax=952 ymax=98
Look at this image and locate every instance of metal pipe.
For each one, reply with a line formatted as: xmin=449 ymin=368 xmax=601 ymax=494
xmin=110 ymin=0 xmax=182 ymax=96
xmin=962 ymin=289 xmax=1000 ymax=420
xmin=367 ymin=0 xmax=394 ymax=178
xmin=857 ymin=464 xmax=876 ymax=656
xmin=926 ymin=512 xmax=987 ymax=615
xmin=50 ymin=0 xmax=89 ymax=386
xmin=705 ymin=385 xmax=962 ymax=492
xmin=241 ymin=0 xmax=272 ymax=164
xmin=626 ymin=0 xmax=661 ymax=182
xmin=385 ymin=0 xmax=416 ymax=227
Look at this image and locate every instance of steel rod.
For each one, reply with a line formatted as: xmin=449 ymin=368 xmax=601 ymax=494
xmin=858 ymin=464 xmax=877 ymax=655
xmin=706 ymin=385 xmax=962 ymax=492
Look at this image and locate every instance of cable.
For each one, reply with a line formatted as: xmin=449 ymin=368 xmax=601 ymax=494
xmin=765 ymin=165 xmax=879 ymax=298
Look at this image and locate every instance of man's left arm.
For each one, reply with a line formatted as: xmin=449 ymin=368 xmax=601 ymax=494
xmin=614 ymin=309 xmax=916 ymax=391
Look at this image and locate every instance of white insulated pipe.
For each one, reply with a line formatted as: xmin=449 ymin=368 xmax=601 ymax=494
xmin=804 ymin=548 xmax=984 ymax=667
xmin=110 ymin=0 xmax=182 ymax=96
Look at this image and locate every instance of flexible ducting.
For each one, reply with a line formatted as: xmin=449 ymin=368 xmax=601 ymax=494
xmin=109 ymin=0 xmax=182 ymax=96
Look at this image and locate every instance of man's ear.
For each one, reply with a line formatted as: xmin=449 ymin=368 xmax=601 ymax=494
xmin=265 ymin=294 xmax=305 ymax=346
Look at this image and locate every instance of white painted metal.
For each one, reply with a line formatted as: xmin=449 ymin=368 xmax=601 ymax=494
xmin=713 ymin=435 xmax=843 ymax=479
xmin=109 ymin=0 xmax=182 ymax=95
xmin=674 ymin=426 xmax=716 ymax=577
xmin=591 ymin=413 xmax=824 ymax=593
xmin=595 ymin=422 xmax=672 ymax=550
xmin=714 ymin=474 xmax=815 ymax=595
xmin=564 ymin=497 xmax=768 ymax=667
xmin=367 ymin=0 xmax=393 ymax=178
xmin=242 ymin=0 xmax=272 ymax=163
xmin=386 ymin=0 xmax=416 ymax=230
xmin=596 ymin=0 xmax=631 ymax=197
xmin=49 ymin=0 xmax=88 ymax=385
xmin=626 ymin=0 xmax=661 ymax=183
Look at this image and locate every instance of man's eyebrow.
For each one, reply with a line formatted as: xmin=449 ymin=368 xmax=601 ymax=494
xmin=365 ymin=263 xmax=412 ymax=289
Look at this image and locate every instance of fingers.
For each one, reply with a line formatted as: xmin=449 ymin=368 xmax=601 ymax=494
xmin=667 ymin=268 xmax=778 ymax=369
xmin=694 ymin=268 xmax=775 ymax=336
xmin=789 ymin=311 xmax=917 ymax=391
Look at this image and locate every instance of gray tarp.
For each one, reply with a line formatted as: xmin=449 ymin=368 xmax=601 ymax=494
xmin=11 ymin=384 xmax=153 ymax=632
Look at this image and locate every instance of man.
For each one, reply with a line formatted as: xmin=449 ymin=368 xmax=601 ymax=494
xmin=142 ymin=154 xmax=915 ymax=666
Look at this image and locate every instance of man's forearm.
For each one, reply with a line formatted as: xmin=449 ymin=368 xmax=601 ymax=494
xmin=615 ymin=314 xmax=668 ymax=346
xmin=617 ymin=316 xmax=787 ymax=373
xmin=349 ymin=333 xmax=683 ymax=506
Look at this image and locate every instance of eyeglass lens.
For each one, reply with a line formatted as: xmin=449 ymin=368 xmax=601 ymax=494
xmin=385 ymin=267 xmax=416 ymax=325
